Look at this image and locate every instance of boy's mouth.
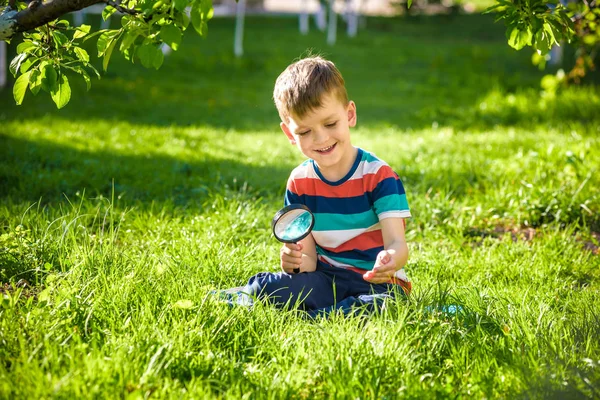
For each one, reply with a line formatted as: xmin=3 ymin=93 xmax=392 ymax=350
xmin=315 ymin=143 xmax=336 ymax=154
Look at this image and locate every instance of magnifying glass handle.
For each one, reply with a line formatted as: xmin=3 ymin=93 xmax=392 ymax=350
xmin=293 ymin=242 xmax=300 ymax=274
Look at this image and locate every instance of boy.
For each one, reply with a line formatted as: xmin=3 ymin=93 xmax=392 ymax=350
xmin=234 ymin=56 xmax=411 ymax=315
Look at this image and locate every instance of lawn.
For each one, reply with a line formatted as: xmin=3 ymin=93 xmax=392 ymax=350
xmin=1 ymin=13 xmax=600 ymax=398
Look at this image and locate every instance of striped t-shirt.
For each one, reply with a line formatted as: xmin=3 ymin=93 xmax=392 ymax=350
xmin=284 ymin=148 xmax=411 ymax=285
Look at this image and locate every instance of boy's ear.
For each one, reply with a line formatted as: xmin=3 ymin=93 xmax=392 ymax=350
xmin=347 ymin=101 xmax=357 ymax=128
xmin=280 ymin=122 xmax=296 ymax=145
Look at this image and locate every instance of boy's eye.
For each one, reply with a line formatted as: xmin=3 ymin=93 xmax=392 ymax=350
xmin=325 ymin=122 xmax=337 ymax=128
xmin=297 ymin=130 xmax=310 ymax=136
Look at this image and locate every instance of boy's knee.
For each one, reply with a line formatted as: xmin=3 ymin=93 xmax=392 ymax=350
xmin=245 ymin=272 xmax=291 ymax=297
xmin=243 ymin=272 xmax=313 ymax=308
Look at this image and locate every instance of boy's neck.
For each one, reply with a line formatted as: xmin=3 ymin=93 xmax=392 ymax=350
xmin=315 ymin=146 xmax=359 ymax=183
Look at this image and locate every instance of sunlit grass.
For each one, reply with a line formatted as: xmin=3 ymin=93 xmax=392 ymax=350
xmin=1 ymin=14 xmax=599 ymax=399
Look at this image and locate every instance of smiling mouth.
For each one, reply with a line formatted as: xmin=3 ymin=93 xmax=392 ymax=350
xmin=315 ymin=143 xmax=336 ymax=154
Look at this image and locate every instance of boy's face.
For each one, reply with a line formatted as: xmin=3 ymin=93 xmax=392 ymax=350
xmin=280 ymin=93 xmax=357 ymax=178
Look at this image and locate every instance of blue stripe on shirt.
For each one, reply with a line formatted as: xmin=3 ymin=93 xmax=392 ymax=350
xmin=287 ymin=193 xmax=373 ymax=215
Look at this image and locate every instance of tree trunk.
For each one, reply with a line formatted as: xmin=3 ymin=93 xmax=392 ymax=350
xmin=0 ymin=0 xmax=103 ymax=41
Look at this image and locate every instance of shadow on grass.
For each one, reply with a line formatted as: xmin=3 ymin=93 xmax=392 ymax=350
xmin=0 ymin=133 xmax=290 ymax=207
xmin=1 ymin=15 xmax=598 ymax=132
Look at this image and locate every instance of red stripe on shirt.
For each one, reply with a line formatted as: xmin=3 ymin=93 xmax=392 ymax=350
xmin=362 ymin=167 xmax=398 ymax=193
xmin=289 ymin=177 xmax=365 ymax=197
xmin=289 ymin=168 xmax=398 ymax=198
xmin=319 ymin=229 xmax=384 ymax=253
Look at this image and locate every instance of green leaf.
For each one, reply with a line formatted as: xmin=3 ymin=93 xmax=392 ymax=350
xmin=83 ymin=29 xmax=107 ymax=43
xmin=179 ymin=11 xmax=190 ymax=29
xmin=73 ymin=24 xmax=91 ymax=39
xmin=65 ymin=65 xmax=92 ymax=91
xmin=41 ymin=64 xmax=58 ymax=93
xmin=120 ymin=31 xmax=140 ymax=52
xmin=508 ymin=27 xmax=532 ymax=50
xmin=80 ymin=68 xmax=92 ymax=91
xmin=533 ymin=30 xmax=546 ymax=55
xmin=103 ymin=39 xmax=117 ymax=71
xmin=19 ymin=57 xmax=38 ymax=73
xmin=543 ymin=22 xmax=557 ymax=45
xmin=102 ymin=5 xmax=117 ymax=21
xmin=50 ymin=73 xmax=71 ymax=109
xmin=13 ymin=71 xmax=32 ymax=105
xmin=191 ymin=3 xmax=203 ymax=35
xmin=29 ymin=68 xmax=43 ymax=95
xmin=86 ymin=63 xmax=101 ymax=79
xmin=97 ymin=29 xmax=121 ymax=56
xmin=407 ymin=0 xmax=412 ymax=8
xmin=9 ymin=53 xmax=27 ymax=77
xmin=173 ymin=0 xmax=188 ymax=12
xmin=52 ymin=31 xmax=69 ymax=47
xmin=16 ymin=41 xmax=36 ymax=54
xmin=74 ymin=47 xmax=90 ymax=62
xmin=121 ymin=15 xmax=132 ymax=28
xmin=201 ymin=0 xmax=213 ymax=19
xmin=153 ymin=47 xmax=164 ymax=69
xmin=160 ymin=25 xmax=182 ymax=50
xmin=138 ymin=43 xmax=158 ymax=68
xmin=172 ymin=299 xmax=194 ymax=309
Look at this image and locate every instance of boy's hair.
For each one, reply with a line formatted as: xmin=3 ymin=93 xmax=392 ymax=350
xmin=273 ymin=56 xmax=348 ymax=123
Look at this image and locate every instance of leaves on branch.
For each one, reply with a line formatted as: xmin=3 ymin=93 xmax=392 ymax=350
xmin=50 ymin=72 xmax=71 ymax=109
xmin=137 ymin=42 xmax=162 ymax=69
xmin=13 ymin=70 xmax=31 ymax=105
xmin=160 ymin=24 xmax=181 ymax=50
xmin=8 ymin=0 xmax=215 ymax=108
xmin=41 ymin=63 xmax=57 ymax=93
xmin=487 ymin=0 xmax=596 ymax=85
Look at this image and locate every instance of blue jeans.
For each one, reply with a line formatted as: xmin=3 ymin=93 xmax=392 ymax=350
xmin=237 ymin=261 xmax=405 ymax=316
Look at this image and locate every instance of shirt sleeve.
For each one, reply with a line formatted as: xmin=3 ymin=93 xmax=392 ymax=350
xmin=371 ymin=165 xmax=411 ymax=220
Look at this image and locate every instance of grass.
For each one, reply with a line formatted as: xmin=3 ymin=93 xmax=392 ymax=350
xmin=1 ymin=13 xmax=600 ymax=398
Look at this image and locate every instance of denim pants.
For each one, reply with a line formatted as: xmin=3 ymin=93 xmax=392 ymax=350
xmin=238 ymin=261 xmax=405 ymax=316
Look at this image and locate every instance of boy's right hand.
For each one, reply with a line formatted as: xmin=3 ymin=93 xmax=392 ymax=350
xmin=280 ymin=242 xmax=304 ymax=274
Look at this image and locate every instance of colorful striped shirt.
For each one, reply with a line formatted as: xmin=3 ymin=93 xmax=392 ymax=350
xmin=285 ymin=148 xmax=411 ymax=285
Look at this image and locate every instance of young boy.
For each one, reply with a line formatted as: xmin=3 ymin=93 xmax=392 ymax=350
xmin=234 ymin=56 xmax=411 ymax=315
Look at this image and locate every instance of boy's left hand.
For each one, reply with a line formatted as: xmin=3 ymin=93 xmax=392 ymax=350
xmin=363 ymin=249 xmax=399 ymax=284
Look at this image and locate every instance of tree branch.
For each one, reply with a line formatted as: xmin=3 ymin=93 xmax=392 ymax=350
xmin=1 ymin=0 xmax=104 ymax=41
xmin=105 ymin=0 xmax=139 ymax=16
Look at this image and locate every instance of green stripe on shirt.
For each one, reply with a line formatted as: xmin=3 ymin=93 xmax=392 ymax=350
xmin=374 ymin=194 xmax=409 ymax=215
xmin=313 ymin=210 xmax=379 ymax=232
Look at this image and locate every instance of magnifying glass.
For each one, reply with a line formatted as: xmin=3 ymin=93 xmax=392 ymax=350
xmin=271 ymin=204 xmax=315 ymax=274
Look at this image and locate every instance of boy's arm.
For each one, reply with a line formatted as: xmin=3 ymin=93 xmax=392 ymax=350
xmin=280 ymin=233 xmax=318 ymax=273
xmin=363 ymin=217 xmax=408 ymax=283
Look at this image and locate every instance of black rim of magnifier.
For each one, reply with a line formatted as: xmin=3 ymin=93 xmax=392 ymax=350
xmin=271 ymin=204 xmax=315 ymax=244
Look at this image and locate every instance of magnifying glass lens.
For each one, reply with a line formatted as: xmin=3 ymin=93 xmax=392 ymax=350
xmin=277 ymin=211 xmax=312 ymax=241
xmin=272 ymin=204 xmax=315 ymax=241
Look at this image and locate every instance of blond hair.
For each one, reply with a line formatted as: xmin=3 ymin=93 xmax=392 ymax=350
xmin=273 ymin=56 xmax=349 ymax=123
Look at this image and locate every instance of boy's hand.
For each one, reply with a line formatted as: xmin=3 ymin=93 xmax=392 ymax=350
xmin=363 ymin=249 xmax=400 ymax=284
xmin=280 ymin=242 xmax=304 ymax=274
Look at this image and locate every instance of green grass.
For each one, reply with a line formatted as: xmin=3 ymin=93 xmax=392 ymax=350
xmin=1 ymin=14 xmax=600 ymax=398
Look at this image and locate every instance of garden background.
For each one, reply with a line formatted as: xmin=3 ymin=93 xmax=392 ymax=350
xmin=1 ymin=7 xmax=600 ymax=398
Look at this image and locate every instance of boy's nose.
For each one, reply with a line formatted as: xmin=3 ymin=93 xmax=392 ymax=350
xmin=313 ymin=128 xmax=328 ymax=143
